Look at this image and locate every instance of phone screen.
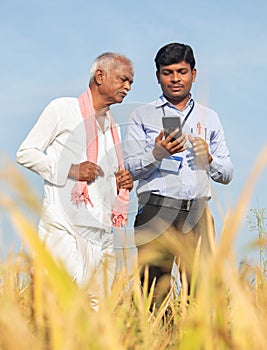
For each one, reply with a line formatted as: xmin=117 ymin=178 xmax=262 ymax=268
xmin=162 ymin=116 xmax=182 ymax=142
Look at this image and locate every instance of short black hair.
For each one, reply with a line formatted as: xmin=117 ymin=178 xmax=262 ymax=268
xmin=154 ymin=42 xmax=196 ymax=71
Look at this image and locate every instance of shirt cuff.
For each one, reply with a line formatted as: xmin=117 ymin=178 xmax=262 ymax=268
xmin=209 ymin=156 xmax=224 ymax=177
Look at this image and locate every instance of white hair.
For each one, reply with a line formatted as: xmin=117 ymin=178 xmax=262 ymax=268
xmin=89 ymin=52 xmax=133 ymax=82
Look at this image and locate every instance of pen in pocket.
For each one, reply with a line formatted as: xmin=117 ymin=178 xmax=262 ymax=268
xmin=197 ymin=122 xmax=201 ymax=134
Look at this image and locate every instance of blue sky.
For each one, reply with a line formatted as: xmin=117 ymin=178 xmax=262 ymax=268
xmin=1 ymin=0 xmax=267 ymax=262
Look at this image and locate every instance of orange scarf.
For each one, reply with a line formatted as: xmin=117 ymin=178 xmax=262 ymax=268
xmin=71 ymin=88 xmax=129 ymax=228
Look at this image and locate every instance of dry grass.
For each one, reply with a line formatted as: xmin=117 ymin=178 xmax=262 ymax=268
xmin=1 ymin=151 xmax=267 ymax=349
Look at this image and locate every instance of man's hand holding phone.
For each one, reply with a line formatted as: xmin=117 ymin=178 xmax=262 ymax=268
xmin=152 ymin=128 xmax=188 ymax=161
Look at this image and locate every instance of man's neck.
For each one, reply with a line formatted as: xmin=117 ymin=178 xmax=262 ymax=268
xmin=95 ymin=108 xmax=109 ymax=132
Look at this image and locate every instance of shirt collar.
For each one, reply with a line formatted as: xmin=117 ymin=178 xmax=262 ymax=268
xmin=96 ymin=112 xmax=111 ymax=133
xmin=156 ymin=94 xmax=194 ymax=111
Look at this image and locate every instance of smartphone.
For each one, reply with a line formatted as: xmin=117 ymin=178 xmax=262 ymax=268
xmin=162 ymin=116 xmax=182 ymax=142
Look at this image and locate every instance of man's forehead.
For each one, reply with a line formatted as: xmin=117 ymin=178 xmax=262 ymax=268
xmin=113 ymin=64 xmax=134 ymax=75
xmin=160 ymin=61 xmax=190 ymax=70
xmin=114 ymin=58 xmax=132 ymax=67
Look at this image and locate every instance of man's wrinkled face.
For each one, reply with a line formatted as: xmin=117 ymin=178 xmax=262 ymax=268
xmin=156 ymin=60 xmax=196 ymax=104
xmin=101 ymin=60 xmax=134 ymax=105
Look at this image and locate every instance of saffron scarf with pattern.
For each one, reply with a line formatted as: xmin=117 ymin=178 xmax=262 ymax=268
xmin=71 ymin=88 xmax=129 ymax=228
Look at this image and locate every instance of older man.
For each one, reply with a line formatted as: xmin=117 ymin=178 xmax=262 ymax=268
xmin=17 ymin=52 xmax=134 ymax=308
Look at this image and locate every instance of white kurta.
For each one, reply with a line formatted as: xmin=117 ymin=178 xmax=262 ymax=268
xmin=16 ymin=96 xmax=120 ymax=306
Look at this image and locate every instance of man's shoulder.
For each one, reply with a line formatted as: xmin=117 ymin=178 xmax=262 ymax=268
xmin=43 ymin=97 xmax=81 ymax=124
xmin=194 ymin=101 xmax=219 ymax=118
xmin=47 ymin=97 xmax=80 ymax=116
xmin=131 ymin=99 xmax=158 ymax=114
xmin=49 ymin=96 xmax=78 ymax=107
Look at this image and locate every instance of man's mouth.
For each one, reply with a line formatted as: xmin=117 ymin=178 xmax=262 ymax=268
xmin=170 ymin=85 xmax=183 ymax=91
xmin=119 ymin=90 xmax=128 ymax=97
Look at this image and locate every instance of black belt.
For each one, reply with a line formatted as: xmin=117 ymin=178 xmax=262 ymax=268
xmin=138 ymin=192 xmax=208 ymax=212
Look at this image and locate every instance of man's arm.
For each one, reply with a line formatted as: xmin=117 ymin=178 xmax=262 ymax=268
xmin=16 ymin=101 xmax=72 ymax=186
xmin=207 ymin=121 xmax=233 ymax=184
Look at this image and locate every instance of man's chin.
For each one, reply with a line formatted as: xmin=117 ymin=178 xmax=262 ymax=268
xmin=115 ymin=96 xmax=125 ymax=104
xmin=165 ymin=92 xmax=188 ymax=102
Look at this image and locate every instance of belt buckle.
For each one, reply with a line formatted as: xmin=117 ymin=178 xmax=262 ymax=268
xmin=181 ymin=199 xmax=191 ymax=211
xmin=186 ymin=200 xmax=191 ymax=211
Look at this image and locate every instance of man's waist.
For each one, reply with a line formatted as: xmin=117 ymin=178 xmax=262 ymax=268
xmin=138 ymin=192 xmax=209 ymax=212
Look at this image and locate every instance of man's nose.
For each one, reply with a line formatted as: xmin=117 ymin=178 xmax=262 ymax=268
xmin=171 ymin=72 xmax=180 ymax=82
xmin=124 ymin=81 xmax=131 ymax=91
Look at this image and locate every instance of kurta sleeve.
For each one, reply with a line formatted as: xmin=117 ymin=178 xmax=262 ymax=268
xmin=16 ymin=101 xmax=72 ymax=186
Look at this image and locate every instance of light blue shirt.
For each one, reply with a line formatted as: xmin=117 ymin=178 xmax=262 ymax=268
xmin=124 ymin=95 xmax=233 ymax=200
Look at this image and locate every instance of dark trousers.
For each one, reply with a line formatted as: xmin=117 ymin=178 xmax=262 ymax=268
xmin=134 ymin=197 xmax=215 ymax=307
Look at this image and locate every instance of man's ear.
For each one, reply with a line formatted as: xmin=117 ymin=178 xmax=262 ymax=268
xmin=192 ymin=68 xmax=197 ymax=82
xmin=95 ymin=69 xmax=104 ymax=85
xmin=156 ymin=70 xmax=160 ymax=84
